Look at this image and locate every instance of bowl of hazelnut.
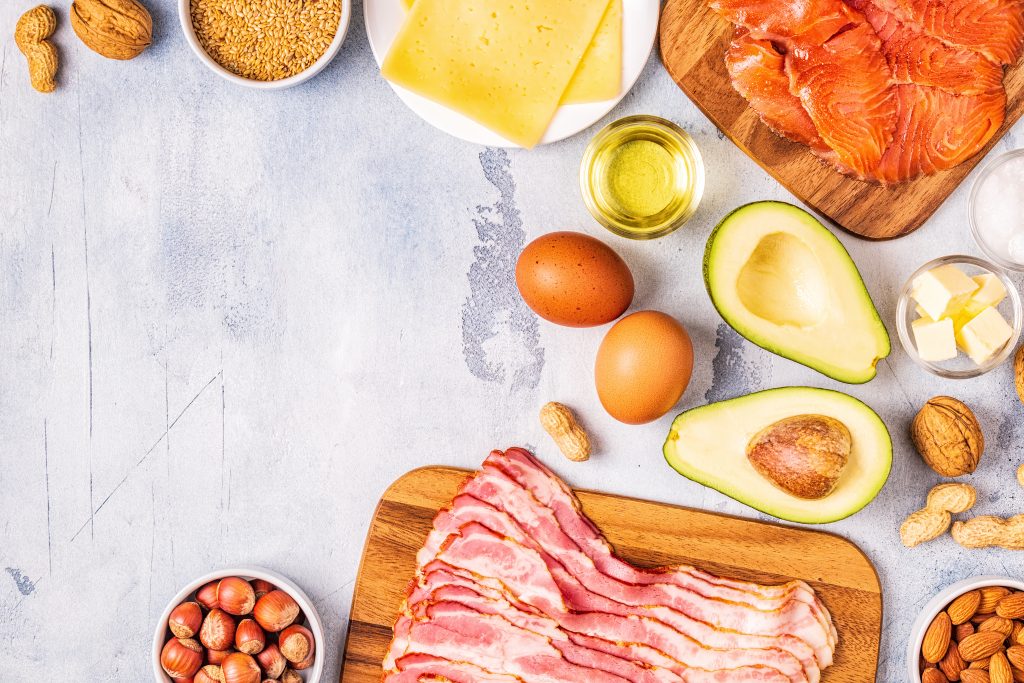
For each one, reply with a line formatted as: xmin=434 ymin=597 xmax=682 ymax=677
xmin=152 ymin=567 xmax=324 ymax=683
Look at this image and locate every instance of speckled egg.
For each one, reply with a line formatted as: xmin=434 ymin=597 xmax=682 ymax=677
xmin=595 ymin=311 xmax=694 ymax=424
xmin=515 ymin=231 xmax=634 ymax=328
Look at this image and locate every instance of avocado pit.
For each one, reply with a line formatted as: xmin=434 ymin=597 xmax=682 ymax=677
xmin=746 ymin=414 xmax=851 ymax=500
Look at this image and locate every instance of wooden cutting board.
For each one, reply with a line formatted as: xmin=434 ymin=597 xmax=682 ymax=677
xmin=339 ymin=465 xmax=883 ymax=683
xmin=659 ymin=0 xmax=1024 ymax=239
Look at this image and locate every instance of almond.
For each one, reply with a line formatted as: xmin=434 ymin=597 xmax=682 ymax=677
xmin=977 ymin=614 xmax=999 ymax=624
xmin=951 ymin=592 xmax=984 ymax=625
xmin=1011 ymin=622 xmax=1023 ymax=645
xmin=991 ymin=652 xmax=1014 ymax=683
xmin=982 ymin=589 xmax=1013 ymax=614
xmin=960 ymin=632 xmax=1008 ymax=662
xmin=958 ymin=623 xmax=978 ymax=641
xmin=962 ymin=669 xmax=992 ymax=683
xmin=974 ymin=660 xmax=993 ymax=670
xmin=926 ymin=612 xmax=955 ymax=663
xmin=924 ymin=667 xmax=951 ymax=683
xmin=940 ymin=641 xmax=968 ymax=681
xmin=997 ymin=595 xmax=1024 ymax=620
xmin=1007 ymin=645 xmax=1024 ymax=670
xmin=981 ymin=616 xmax=1016 ymax=638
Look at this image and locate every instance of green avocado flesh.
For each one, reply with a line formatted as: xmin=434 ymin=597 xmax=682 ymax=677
xmin=663 ymin=387 xmax=892 ymax=524
xmin=704 ymin=201 xmax=891 ymax=384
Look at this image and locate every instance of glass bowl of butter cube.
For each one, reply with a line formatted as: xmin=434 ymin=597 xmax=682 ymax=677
xmin=897 ymin=255 xmax=1022 ymax=379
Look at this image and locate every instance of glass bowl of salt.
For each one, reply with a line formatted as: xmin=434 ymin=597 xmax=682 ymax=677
xmin=970 ymin=149 xmax=1024 ymax=271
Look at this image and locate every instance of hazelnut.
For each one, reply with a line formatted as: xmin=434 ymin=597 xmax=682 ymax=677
xmin=169 ymin=601 xmax=203 ymax=639
xmin=200 ymin=609 xmax=236 ymax=651
xmin=253 ymin=590 xmax=299 ymax=633
xmin=197 ymin=581 xmax=220 ymax=610
xmin=279 ymin=624 xmax=314 ymax=664
xmin=221 ymin=652 xmax=261 ymax=683
xmin=255 ymin=644 xmax=287 ymax=678
xmin=161 ymin=638 xmax=203 ymax=679
xmin=217 ymin=577 xmax=256 ymax=616
xmin=235 ymin=618 xmax=266 ymax=655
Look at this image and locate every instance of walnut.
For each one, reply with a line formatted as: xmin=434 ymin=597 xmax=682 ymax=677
xmin=70 ymin=0 xmax=152 ymax=61
xmin=911 ymin=396 xmax=984 ymax=477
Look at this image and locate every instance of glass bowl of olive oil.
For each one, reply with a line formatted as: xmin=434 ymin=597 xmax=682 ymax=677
xmin=580 ymin=115 xmax=704 ymax=240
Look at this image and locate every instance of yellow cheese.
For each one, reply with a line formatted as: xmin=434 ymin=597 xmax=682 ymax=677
xmin=911 ymin=317 xmax=957 ymax=362
xmin=911 ymin=264 xmax=979 ymax=321
xmin=955 ymin=306 xmax=1013 ymax=364
xmin=561 ymin=0 xmax=622 ymax=104
xmin=382 ymin=0 xmax=612 ymax=148
xmin=399 ymin=0 xmax=621 ymax=105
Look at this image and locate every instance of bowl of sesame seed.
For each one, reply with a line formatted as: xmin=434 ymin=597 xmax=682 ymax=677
xmin=179 ymin=0 xmax=351 ymax=89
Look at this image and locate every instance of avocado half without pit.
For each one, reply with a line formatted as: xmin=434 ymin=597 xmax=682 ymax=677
xmin=703 ymin=201 xmax=891 ymax=384
xmin=663 ymin=387 xmax=892 ymax=524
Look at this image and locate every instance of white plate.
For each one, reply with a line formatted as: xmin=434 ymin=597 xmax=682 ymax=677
xmin=364 ymin=0 xmax=661 ymax=147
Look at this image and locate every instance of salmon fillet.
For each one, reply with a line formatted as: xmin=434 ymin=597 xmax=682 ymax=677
xmin=709 ymin=0 xmax=861 ymax=44
xmin=725 ymin=29 xmax=832 ymax=154
xmin=853 ymin=0 xmax=1004 ymax=94
xmin=785 ymin=24 xmax=897 ymax=179
xmin=864 ymin=0 xmax=1024 ymax=65
xmin=715 ymin=0 xmax=1018 ymax=182
xmin=874 ymin=84 xmax=1006 ymax=182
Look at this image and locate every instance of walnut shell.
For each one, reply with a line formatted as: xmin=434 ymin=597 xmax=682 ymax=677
xmin=70 ymin=0 xmax=152 ymax=60
xmin=912 ymin=396 xmax=984 ymax=477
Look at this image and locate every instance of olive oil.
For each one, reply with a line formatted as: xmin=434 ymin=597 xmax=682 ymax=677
xmin=581 ymin=115 xmax=704 ymax=239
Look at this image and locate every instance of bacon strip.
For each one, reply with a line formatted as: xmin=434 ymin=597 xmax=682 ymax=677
xmin=382 ymin=449 xmax=838 ymax=683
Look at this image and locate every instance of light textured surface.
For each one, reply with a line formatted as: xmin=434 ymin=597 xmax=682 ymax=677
xmin=1 ymin=3 xmax=1023 ymax=681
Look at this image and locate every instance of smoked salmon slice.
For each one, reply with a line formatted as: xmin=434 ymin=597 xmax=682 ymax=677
xmin=785 ymin=23 xmax=897 ymax=179
xmin=716 ymin=0 xmax=1018 ymax=182
xmin=725 ymin=29 xmax=833 ymax=155
xmin=852 ymin=0 xmax=1004 ymax=94
xmin=862 ymin=0 xmax=1024 ymax=65
xmin=873 ymin=84 xmax=1006 ymax=182
xmin=709 ymin=0 xmax=861 ymax=44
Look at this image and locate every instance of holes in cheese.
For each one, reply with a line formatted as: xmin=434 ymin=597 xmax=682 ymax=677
xmin=382 ymin=0 xmax=615 ymax=148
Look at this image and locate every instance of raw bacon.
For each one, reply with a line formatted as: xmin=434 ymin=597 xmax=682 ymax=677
xmin=382 ymin=449 xmax=838 ymax=683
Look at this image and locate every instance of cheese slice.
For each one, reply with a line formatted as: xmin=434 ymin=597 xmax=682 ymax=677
xmin=398 ymin=0 xmax=621 ymax=105
xmin=382 ymin=0 xmax=612 ymax=148
xmin=561 ymin=0 xmax=622 ymax=104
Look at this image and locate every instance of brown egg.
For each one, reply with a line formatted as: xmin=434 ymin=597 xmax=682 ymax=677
xmin=595 ymin=311 xmax=693 ymax=424
xmin=515 ymin=231 xmax=634 ymax=327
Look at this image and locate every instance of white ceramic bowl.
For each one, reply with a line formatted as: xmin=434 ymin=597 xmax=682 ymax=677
xmin=178 ymin=0 xmax=351 ymax=89
xmin=906 ymin=575 xmax=1024 ymax=682
xmin=152 ymin=566 xmax=325 ymax=682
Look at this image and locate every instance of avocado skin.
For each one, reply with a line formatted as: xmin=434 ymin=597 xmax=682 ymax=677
xmin=662 ymin=386 xmax=893 ymax=524
xmin=702 ymin=201 xmax=890 ymax=384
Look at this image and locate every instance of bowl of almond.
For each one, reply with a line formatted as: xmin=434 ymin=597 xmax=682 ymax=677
xmin=908 ymin=577 xmax=1024 ymax=683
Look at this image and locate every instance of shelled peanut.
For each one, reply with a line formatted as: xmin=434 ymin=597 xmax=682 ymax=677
xmin=920 ymin=587 xmax=1024 ymax=683
xmin=160 ymin=576 xmax=315 ymax=681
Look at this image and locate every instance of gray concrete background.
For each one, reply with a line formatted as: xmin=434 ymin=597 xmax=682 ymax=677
xmin=2 ymin=2 xmax=1023 ymax=680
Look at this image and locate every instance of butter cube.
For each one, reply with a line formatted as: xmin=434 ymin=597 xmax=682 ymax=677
xmin=969 ymin=273 xmax=1007 ymax=309
xmin=912 ymin=265 xmax=979 ymax=320
xmin=914 ymin=302 xmax=935 ymax=321
xmin=912 ymin=317 xmax=957 ymax=362
xmin=955 ymin=306 xmax=1013 ymax=365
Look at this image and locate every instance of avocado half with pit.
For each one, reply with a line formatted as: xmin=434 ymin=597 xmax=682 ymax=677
xmin=663 ymin=387 xmax=892 ymax=524
xmin=704 ymin=201 xmax=890 ymax=384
